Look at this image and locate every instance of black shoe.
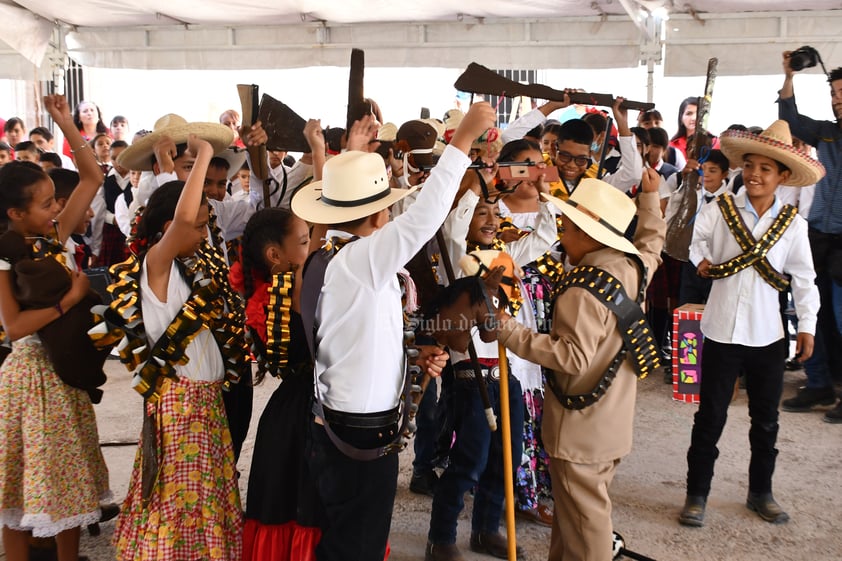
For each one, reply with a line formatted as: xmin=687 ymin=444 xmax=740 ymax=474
xmin=678 ymin=495 xmax=706 ymax=527
xmin=823 ymin=400 xmax=842 ymax=424
xmin=785 ymin=358 xmax=803 ymax=371
xmin=664 ymin=367 xmax=673 ymax=385
xmin=746 ymin=492 xmax=789 ymax=524
xmin=781 ymin=386 xmax=836 ymax=412
xmin=410 ymin=470 xmax=439 ymax=497
xmin=470 ymin=532 xmax=525 ymax=560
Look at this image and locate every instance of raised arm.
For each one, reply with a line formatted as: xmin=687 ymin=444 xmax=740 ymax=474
xmin=48 ymin=95 xmax=104 ymax=244
xmin=144 ymin=134 xmax=213 ymax=292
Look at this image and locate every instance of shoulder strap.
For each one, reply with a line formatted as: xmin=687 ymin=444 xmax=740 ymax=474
xmin=300 ymin=241 xmax=412 ymax=461
xmin=545 ymin=257 xmax=659 ymax=410
xmin=301 ymin=248 xmax=330 ymax=360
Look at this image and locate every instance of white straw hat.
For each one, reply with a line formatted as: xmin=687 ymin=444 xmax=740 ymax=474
xmin=117 ymin=114 xmax=234 ymax=171
xmin=291 ymin=150 xmax=416 ymax=224
xmin=542 ymin=178 xmax=639 ymax=255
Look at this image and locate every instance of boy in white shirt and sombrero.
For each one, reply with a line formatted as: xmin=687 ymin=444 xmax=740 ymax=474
xmin=679 ymin=120 xmax=824 ymax=527
xmin=291 ymin=103 xmax=496 ymax=561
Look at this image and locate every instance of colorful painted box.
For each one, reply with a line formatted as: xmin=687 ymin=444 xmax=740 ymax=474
xmin=672 ymin=304 xmax=705 ymax=404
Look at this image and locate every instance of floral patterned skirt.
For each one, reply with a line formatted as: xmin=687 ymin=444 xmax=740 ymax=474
xmin=515 ymin=386 xmax=552 ymax=511
xmin=0 ymin=342 xmax=111 ymax=537
xmin=114 ymin=376 xmax=243 ymax=561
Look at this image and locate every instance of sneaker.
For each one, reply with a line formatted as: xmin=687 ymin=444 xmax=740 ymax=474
xmin=823 ymin=400 xmax=842 ymax=424
xmin=410 ymin=470 xmax=439 ymax=497
xmin=781 ymin=386 xmax=836 ymax=412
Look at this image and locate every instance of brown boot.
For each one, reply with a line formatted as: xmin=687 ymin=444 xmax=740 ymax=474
xmin=470 ymin=532 xmax=525 ymax=560
xmin=425 ymin=541 xmax=465 ymax=561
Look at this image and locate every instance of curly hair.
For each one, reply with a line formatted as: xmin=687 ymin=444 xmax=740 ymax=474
xmin=240 ymin=207 xmax=298 ymax=300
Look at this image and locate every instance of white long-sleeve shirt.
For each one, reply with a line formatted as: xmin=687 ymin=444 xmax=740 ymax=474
xmin=689 ymin=191 xmax=819 ymax=346
xmin=314 ymin=145 xmax=471 ymax=413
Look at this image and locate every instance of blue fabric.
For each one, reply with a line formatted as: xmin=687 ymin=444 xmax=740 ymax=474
xmin=777 ymin=95 xmax=842 ymax=234
xmin=427 ymin=374 xmax=524 ymax=544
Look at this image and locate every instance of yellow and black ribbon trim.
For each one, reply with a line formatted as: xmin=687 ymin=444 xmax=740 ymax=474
xmin=250 ymin=272 xmax=294 ymax=379
xmin=546 ymin=262 xmax=658 ymax=410
xmin=707 ymin=194 xmax=796 ymax=292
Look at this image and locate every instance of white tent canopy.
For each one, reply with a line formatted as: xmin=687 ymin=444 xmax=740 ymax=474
xmin=1 ymin=0 xmax=841 ymax=80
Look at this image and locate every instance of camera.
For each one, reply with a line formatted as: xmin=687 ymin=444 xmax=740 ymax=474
xmin=789 ymin=46 xmax=820 ymax=71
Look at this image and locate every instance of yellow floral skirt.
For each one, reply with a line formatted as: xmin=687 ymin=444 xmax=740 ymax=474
xmin=114 ymin=376 xmax=243 ymax=560
xmin=0 ymin=342 xmax=111 ymax=537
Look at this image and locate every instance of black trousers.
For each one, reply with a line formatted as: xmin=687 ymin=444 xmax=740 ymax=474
xmin=686 ymin=338 xmax=787 ymax=497
xmin=221 ymin=372 xmax=253 ymax=462
xmin=307 ymin=419 xmax=399 ymax=561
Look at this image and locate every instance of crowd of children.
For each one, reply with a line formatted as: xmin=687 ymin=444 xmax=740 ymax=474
xmin=0 ymin=50 xmax=839 ymax=561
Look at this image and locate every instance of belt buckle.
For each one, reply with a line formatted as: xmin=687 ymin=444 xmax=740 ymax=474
xmin=487 ymin=366 xmax=500 ymax=381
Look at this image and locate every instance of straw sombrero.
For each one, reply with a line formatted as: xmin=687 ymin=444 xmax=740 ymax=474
xmin=117 ymin=114 xmax=234 ymax=171
xmin=291 ymin=150 xmax=416 ymax=224
xmin=719 ymin=120 xmax=825 ymax=187
xmin=542 ymin=178 xmax=639 ymax=255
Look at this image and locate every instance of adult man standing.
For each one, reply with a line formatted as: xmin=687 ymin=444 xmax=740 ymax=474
xmin=777 ymin=51 xmax=842 ymax=423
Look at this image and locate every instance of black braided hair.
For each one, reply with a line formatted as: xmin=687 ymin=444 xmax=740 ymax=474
xmin=135 ymin=180 xmax=207 ymax=286
xmin=240 ymin=207 xmax=297 ymax=300
xmin=0 ymin=161 xmax=49 ymax=233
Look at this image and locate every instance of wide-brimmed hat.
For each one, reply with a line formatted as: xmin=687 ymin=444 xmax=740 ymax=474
xmin=291 ymin=150 xmax=416 ymax=224
xmin=215 ymin=147 xmax=248 ymax=180
xmin=542 ymin=178 xmax=639 ymax=255
xmin=117 ymin=114 xmax=234 ymax=171
xmin=719 ymin=120 xmax=825 ymax=187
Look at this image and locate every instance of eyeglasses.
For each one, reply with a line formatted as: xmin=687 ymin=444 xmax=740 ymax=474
xmin=554 ymin=149 xmax=591 ymax=168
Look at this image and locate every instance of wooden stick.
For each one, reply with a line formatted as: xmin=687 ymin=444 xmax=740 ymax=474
xmin=497 ymin=341 xmax=517 ymax=561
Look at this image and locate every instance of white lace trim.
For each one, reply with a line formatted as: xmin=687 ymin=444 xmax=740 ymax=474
xmin=1 ymin=506 xmax=106 ymax=537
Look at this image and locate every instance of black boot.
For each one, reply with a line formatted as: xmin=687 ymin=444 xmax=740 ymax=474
xmin=678 ymin=495 xmax=706 ymax=527
xmin=781 ymin=386 xmax=836 ymax=412
xmin=823 ymin=399 xmax=842 ymax=423
xmin=746 ymin=492 xmax=789 ymax=524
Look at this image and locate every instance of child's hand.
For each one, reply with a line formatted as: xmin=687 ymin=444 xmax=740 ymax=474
xmin=66 ymin=270 xmax=91 ymax=306
xmin=451 ymin=102 xmax=497 ymax=153
xmin=240 ymin=120 xmax=267 ymax=147
xmin=153 ymin=135 xmax=178 ymax=174
xmin=303 ymin=119 xmax=325 ymax=152
xmin=534 ymin=164 xmax=551 ymax=195
xmin=415 ymin=345 xmax=449 ymax=378
xmin=43 ymin=95 xmax=73 ymax=127
xmin=185 ymin=133 xmax=212 ymax=159
xmin=611 ymin=96 xmax=629 ymax=128
xmin=347 ymin=114 xmax=379 ymax=152
xmin=696 ymin=259 xmax=712 ymax=278
xmin=795 ymin=332 xmax=814 ymax=363
xmin=640 ymin=167 xmax=661 ymax=193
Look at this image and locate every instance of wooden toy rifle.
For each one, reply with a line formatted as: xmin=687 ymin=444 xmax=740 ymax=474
xmin=664 ymin=58 xmax=718 ymax=261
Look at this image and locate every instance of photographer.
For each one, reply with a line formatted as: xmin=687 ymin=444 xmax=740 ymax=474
xmin=777 ymin=49 xmax=842 ymax=424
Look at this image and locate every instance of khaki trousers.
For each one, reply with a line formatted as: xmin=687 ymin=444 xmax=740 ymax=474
xmin=548 ymin=458 xmax=620 ymax=561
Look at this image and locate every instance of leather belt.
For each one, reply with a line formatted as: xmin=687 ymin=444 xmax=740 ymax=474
xmin=454 ymin=365 xmax=500 ymax=381
xmin=316 ymin=403 xmax=400 ymax=429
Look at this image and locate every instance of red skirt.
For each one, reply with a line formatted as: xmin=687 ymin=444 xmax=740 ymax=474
xmin=243 ymin=519 xmax=321 ymax=561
